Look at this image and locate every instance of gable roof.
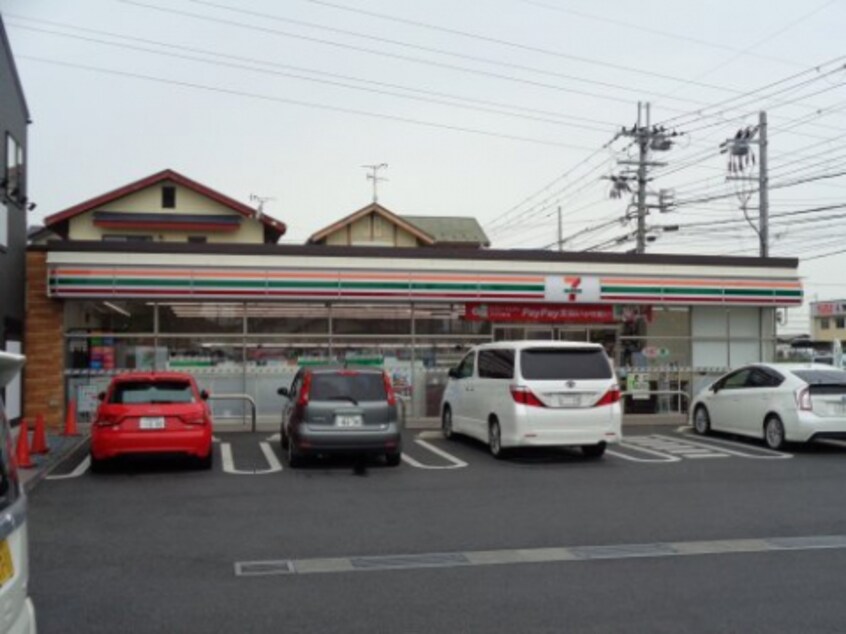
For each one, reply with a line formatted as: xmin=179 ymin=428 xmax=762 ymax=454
xmin=307 ymin=202 xmax=436 ymax=245
xmin=43 ymin=169 xmax=287 ymax=242
xmin=401 ymin=215 xmax=489 ymax=247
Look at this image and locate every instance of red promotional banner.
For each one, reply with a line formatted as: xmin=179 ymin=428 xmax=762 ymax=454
xmin=464 ymin=303 xmax=616 ymax=324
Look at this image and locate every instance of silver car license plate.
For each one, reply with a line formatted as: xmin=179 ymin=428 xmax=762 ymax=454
xmin=335 ymin=415 xmax=364 ymax=427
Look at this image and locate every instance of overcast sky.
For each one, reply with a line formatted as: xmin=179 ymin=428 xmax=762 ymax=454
xmin=2 ymin=0 xmax=844 ymax=332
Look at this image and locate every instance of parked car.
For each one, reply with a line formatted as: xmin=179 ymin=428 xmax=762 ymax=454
xmin=0 ymin=351 xmax=37 ymax=633
xmin=90 ymin=372 xmax=214 ymax=471
xmin=691 ymin=363 xmax=846 ymax=450
xmin=440 ymin=341 xmax=622 ymax=458
xmin=278 ymin=367 xmax=402 ymax=467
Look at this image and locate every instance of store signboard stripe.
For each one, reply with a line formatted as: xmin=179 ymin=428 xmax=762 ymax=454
xmin=601 ymin=286 xmax=801 ymax=297
xmin=601 ymin=277 xmax=801 ymax=289
xmin=600 ymin=294 xmax=800 ymax=304
xmin=52 ymin=267 xmax=544 ymax=284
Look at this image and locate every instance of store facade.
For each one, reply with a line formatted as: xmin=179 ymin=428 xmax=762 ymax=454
xmin=25 ymin=241 xmax=802 ymax=427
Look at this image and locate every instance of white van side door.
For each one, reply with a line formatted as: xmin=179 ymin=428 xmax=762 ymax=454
xmin=451 ymin=352 xmax=478 ymax=435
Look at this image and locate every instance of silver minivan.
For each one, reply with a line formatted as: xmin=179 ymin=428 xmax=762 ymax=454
xmin=0 ymin=352 xmax=36 ymax=633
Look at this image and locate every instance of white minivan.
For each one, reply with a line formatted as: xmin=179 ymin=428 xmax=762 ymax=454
xmin=0 ymin=352 xmax=37 ymax=633
xmin=440 ymin=341 xmax=622 ymax=458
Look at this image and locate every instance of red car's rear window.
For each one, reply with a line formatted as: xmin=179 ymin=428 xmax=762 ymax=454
xmin=110 ymin=381 xmax=195 ymax=405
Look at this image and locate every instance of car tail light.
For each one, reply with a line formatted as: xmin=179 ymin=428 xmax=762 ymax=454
xmin=383 ymin=372 xmax=397 ymax=406
xmin=795 ymin=386 xmax=812 ymax=411
xmin=95 ymin=412 xmax=121 ymax=427
xmin=181 ymin=414 xmax=207 ymax=425
xmin=595 ymin=386 xmax=622 ymax=407
xmin=510 ymin=385 xmax=545 ymax=407
xmin=298 ymin=372 xmax=312 ymax=407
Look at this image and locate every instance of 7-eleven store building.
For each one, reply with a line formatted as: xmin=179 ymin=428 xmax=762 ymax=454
xmin=25 ymin=241 xmax=802 ymax=427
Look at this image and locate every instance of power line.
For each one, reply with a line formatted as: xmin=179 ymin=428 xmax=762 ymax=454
xmin=116 ymin=0 xmax=714 ymax=111
xmin=222 ymin=0 xmax=784 ymax=97
xmin=689 ymin=0 xmax=837 ymax=81
xmin=18 ymin=55 xmax=600 ymax=151
xmin=7 ymin=20 xmax=620 ymax=134
xmin=6 ymin=15 xmax=625 ymax=131
xmin=517 ymin=0 xmax=805 ymax=68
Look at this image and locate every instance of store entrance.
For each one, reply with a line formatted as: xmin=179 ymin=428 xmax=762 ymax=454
xmin=557 ymin=327 xmax=619 ymax=366
xmin=492 ymin=325 xmax=620 ymax=366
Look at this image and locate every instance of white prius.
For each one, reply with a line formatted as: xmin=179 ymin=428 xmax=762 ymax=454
xmin=0 ymin=352 xmax=36 ymax=634
xmin=691 ymin=363 xmax=846 ymax=450
xmin=440 ymin=341 xmax=622 ymax=458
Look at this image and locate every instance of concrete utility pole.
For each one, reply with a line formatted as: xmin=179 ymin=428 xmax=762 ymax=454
xmin=722 ymin=111 xmax=769 ymax=257
xmin=608 ymin=102 xmax=676 ymax=254
xmin=557 ymin=205 xmax=563 ymax=252
xmin=758 ymin=111 xmax=769 ymax=258
xmin=636 ymin=102 xmax=650 ymax=254
xmin=362 ymin=163 xmax=389 ymax=203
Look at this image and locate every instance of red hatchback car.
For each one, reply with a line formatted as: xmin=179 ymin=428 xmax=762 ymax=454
xmin=90 ymin=372 xmax=214 ymax=471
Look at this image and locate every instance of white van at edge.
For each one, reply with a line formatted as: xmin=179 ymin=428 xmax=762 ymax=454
xmin=441 ymin=341 xmax=622 ymax=458
xmin=0 ymin=352 xmax=36 ymax=633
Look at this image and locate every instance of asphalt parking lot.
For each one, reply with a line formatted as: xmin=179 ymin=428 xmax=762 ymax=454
xmin=28 ymin=425 xmax=846 ymax=633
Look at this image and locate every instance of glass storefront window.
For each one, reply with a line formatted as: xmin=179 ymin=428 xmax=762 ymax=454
xmin=158 ymin=302 xmax=245 ymax=334
xmin=332 ymin=304 xmax=411 ymax=335
xmin=66 ymin=336 xmax=159 ymax=372
xmin=65 ymin=301 xmax=155 ymax=333
xmin=247 ymin=303 xmax=329 ymax=335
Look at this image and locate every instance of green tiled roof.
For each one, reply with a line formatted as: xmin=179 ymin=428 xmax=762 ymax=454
xmin=402 ymin=216 xmax=490 ymax=247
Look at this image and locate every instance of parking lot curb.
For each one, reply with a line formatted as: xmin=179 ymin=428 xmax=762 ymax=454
xmin=22 ymin=434 xmax=89 ymax=494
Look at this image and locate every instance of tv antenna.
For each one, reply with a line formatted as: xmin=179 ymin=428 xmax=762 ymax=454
xmin=362 ymin=163 xmax=388 ymax=203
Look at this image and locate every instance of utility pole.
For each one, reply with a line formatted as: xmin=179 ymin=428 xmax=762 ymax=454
xmin=557 ymin=205 xmax=563 ymax=252
xmin=362 ymin=163 xmax=389 ymax=203
xmin=758 ymin=111 xmax=769 ymax=258
xmin=636 ymin=102 xmax=650 ymax=254
xmin=721 ymin=111 xmax=769 ymax=257
xmin=605 ymin=102 xmax=677 ymax=254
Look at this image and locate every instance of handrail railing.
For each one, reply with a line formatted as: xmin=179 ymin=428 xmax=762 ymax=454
xmin=207 ymin=393 xmax=258 ymax=433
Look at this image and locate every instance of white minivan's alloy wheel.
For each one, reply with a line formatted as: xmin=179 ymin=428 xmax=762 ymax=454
xmin=693 ymin=406 xmax=711 ymax=435
xmin=764 ymin=416 xmax=786 ymax=450
xmin=442 ymin=406 xmax=453 ymax=440
xmin=489 ymin=419 xmax=503 ymax=458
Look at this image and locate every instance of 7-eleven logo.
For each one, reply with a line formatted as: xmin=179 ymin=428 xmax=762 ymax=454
xmin=564 ymin=276 xmax=582 ymax=302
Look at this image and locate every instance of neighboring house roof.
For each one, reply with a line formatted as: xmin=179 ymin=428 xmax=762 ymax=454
xmin=0 ymin=16 xmax=30 ymax=122
xmin=307 ymin=202 xmax=436 ymax=245
xmin=401 ymin=215 xmax=489 ymax=247
xmin=43 ymin=169 xmax=287 ymax=242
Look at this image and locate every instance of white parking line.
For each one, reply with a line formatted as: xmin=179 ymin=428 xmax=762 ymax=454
xmin=220 ymin=442 xmax=283 ymax=475
xmin=652 ymin=434 xmax=793 ymax=459
xmin=624 ymin=435 xmax=727 ymax=459
xmin=401 ymin=439 xmax=468 ymax=470
xmin=46 ymin=455 xmax=91 ymax=480
xmin=607 ymin=444 xmax=682 ymax=463
xmin=259 ymin=442 xmax=284 ymax=472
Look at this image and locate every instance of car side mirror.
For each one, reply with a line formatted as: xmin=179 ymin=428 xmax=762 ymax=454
xmin=97 ymin=392 xmax=106 ymax=402
xmin=200 ymin=389 xmax=210 ymax=401
xmin=448 ymin=368 xmax=459 ymax=379
xmin=711 ymin=384 xmax=720 ymax=394
xmin=277 ymin=387 xmax=290 ymax=398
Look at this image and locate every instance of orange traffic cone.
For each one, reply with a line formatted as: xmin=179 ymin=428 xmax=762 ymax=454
xmin=62 ymin=400 xmax=80 ymax=437
xmin=15 ymin=420 xmax=34 ymax=469
xmin=31 ymin=414 xmax=49 ymax=455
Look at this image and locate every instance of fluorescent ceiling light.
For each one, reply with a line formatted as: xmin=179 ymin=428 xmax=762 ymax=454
xmin=103 ymin=301 xmax=131 ymax=317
